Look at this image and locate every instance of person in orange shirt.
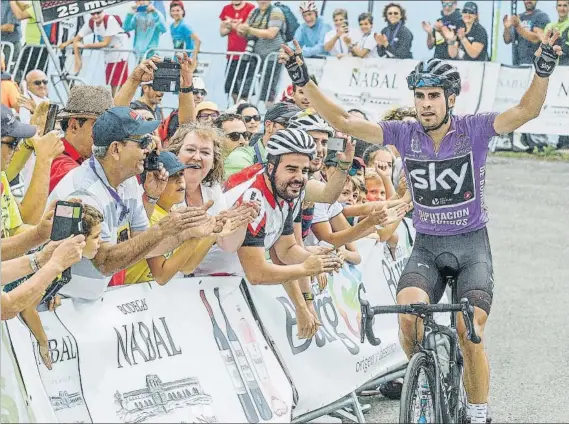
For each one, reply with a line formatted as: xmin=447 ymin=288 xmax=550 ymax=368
xmin=1 ymin=54 xmax=20 ymax=110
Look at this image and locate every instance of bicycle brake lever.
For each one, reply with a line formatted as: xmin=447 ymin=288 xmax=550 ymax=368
xmin=360 ymin=300 xmax=369 ymax=344
xmin=460 ymin=298 xmax=481 ymax=344
xmin=360 ymin=300 xmax=381 ymax=346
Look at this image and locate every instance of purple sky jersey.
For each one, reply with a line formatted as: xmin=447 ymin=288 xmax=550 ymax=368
xmin=380 ymin=113 xmax=499 ymax=236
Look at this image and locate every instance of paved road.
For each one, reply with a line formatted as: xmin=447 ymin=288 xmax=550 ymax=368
xmin=362 ymin=157 xmax=569 ymax=423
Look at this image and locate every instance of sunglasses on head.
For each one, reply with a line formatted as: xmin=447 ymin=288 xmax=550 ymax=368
xmin=1 ymin=139 xmax=20 ymax=149
xmin=227 ymin=131 xmax=252 ymax=142
xmin=442 ymin=2 xmax=455 ymax=7
xmin=32 ymin=79 xmax=49 ymax=86
xmin=243 ymin=115 xmax=261 ymax=123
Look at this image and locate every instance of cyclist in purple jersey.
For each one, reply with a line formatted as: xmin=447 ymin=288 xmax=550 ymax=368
xmin=279 ymin=30 xmax=562 ymax=423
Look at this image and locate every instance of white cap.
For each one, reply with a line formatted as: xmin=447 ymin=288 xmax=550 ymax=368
xmin=192 ymin=76 xmax=206 ymax=92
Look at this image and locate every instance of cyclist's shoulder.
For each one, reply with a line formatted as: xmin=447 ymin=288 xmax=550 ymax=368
xmin=452 ymin=112 xmax=499 ymax=136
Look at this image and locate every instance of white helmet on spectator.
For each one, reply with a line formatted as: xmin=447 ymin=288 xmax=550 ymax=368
xmin=287 ymin=110 xmax=334 ymax=137
xmin=299 ymin=1 xmax=318 ymax=14
xmin=192 ymin=76 xmax=207 ymax=94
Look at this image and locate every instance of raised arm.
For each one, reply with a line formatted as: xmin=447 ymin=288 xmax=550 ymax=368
xmin=279 ymin=40 xmax=384 ymax=144
xmin=494 ymin=31 xmax=562 ymax=134
xmin=114 ymin=57 xmax=160 ymax=107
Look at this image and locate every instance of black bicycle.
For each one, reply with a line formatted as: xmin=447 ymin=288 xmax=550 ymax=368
xmin=360 ymin=253 xmax=481 ymax=424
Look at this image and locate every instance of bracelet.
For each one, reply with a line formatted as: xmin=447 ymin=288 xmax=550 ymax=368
xmin=22 ymin=138 xmax=34 ymax=150
xmin=29 ymin=253 xmax=40 ymax=273
xmin=144 ymin=193 xmax=159 ymax=204
xmin=303 ymin=292 xmax=314 ymax=301
xmin=337 ymin=160 xmax=351 ymax=172
xmin=179 ymin=84 xmax=194 ymax=94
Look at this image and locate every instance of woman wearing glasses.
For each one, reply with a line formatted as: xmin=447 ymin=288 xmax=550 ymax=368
xmin=375 ymin=3 xmax=413 ymax=59
xmin=236 ymin=103 xmax=261 ymax=135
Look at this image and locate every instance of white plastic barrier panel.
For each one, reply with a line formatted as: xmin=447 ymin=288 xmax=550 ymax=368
xmin=245 ymin=220 xmax=449 ymax=416
xmin=6 ymin=277 xmax=293 ymax=423
xmin=1 ymin=324 xmax=34 ymax=423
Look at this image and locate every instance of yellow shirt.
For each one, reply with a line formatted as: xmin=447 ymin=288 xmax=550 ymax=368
xmin=1 ymin=172 xmax=23 ymax=238
xmin=125 ymin=205 xmax=173 ymax=284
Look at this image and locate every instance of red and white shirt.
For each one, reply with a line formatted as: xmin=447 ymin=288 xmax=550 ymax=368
xmin=224 ymin=164 xmax=303 ymax=249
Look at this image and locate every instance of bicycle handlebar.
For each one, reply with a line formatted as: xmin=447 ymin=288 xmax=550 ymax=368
xmin=360 ymin=298 xmax=481 ymax=346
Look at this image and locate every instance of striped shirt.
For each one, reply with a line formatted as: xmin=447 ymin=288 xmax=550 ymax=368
xmin=48 ymin=157 xmax=149 ymax=300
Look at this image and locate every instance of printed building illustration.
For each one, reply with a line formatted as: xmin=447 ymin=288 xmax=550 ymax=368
xmin=115 ymin=374 xmax=215 ymax=423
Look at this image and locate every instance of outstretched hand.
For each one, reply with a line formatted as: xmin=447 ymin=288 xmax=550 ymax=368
xmin=533 ymin=29 xmax=562 ymax=78
xmin=278 ymin=40 xmax=311 ymax=87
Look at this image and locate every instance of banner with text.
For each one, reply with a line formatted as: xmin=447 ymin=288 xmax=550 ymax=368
xmin=6 ymin=278 xmax=293 ymax=424
xmin=245 ymin=221 xmax=449 ymax=416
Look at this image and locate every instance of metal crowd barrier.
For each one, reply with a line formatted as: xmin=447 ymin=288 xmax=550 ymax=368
xmin=1 ymin=41 xmax=15 ymax=72
xmin=12 ymin=43 xmax=49 ymax=82
xmin=256 ymin=51 xmax=283 ymax=105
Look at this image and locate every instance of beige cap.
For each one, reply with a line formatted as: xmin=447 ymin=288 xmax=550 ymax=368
xmin=195 ymin=101 xmax=219 ymax=115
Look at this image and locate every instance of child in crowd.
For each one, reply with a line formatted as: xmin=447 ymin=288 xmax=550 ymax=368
xmin=169 ymin=1 xmax=201 ymax=57
xmin=4 ymin=204 xmax=103 ymax=369
xmin=126 ymin=151 xmax=212 ymax=285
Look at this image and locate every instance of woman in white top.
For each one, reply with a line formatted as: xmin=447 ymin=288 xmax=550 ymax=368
xmin=323 ymin=8 xmax=357 ymax=59
xmin=349 ymin=12 xmax=380 ymax=58
xmin=166 ymin=122 xmax=258 ymax=276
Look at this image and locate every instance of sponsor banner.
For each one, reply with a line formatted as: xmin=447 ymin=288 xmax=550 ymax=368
xmin=6 ymin=278 xmax=292 ymax=423
xmin=36 ymin=0 xmax=128 ymax=24
xmin=305 ymin=58 xmax=326 ymax=84
xmin=246 ymin=222 xmax=450 ymax=416
xmin=1 ymin=324 xmax=34 ymax=423
xmin=316 ymin=57 xmax=497 ymax=122
xmin=517 ymin=66 xmax=569 ymax=135
xmin=491 ymin=65 xmax=533 ymax=114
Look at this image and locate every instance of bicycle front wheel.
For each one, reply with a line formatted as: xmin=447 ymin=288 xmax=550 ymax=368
xmin=399 ymin=352 xmax=441 ymax=424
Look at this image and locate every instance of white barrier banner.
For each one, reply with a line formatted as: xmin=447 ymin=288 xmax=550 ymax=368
xmin=246 ymin=221 xmax=450 ymax=416
xmin=517 ymin=66 xmax=569 ymax=135
xmin=317 ymin=57 xmax=498 ymax=122
xmin=1 ymin=325 xmax=33 ymax=423
xmin=6 ymin=277 xmax=292 ymax=423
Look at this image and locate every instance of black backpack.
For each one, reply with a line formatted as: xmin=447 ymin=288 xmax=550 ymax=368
xmin=274 ymin=2 xmax=299 ymax=42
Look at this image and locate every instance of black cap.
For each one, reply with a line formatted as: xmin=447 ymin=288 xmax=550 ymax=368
xmin=1 ymin=105 xmax=37 ymax=139
xmin=462 ymin=2 xmax=478 ymax=14
xmin=92 ymin=107 xmax=160 ymax=147
xmin=265 ymin=102 xmax=301 ymax=123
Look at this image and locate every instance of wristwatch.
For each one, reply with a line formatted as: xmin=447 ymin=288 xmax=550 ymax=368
xmin=179 ymin=84 xmax=194 ymax=94
xmin=303 ymin=292 xmax=314 ymax=301
xmin=144 ymin=193 xmax=159 ymax=204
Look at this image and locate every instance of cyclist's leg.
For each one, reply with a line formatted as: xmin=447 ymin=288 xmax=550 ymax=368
xmin=455 ymin=229 xmax=494 ymax=422
xmin=396 ymin=245 xmax=445 ymax=358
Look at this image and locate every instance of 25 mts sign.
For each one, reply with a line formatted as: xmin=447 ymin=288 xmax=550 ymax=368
xmin=39 ymin=0 xmax=127 ymax=24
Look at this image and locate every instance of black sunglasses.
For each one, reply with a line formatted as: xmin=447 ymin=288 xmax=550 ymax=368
xmin=1 ymin=139 xmax=20 ymax=149
xmin=226 ymin=131 xmax=252 ymax=142
xmin=243 ymin=115 xmax=261 ymax=123
xmin=123 ymin=135 xmax=153 ymax=149
xmin=272 ymin=118 xmax=289 ymax=126
xmin=32 ymin=80 xmax=49 ymax=86
xmin=192 ymin=89 xmax=206 ymax=96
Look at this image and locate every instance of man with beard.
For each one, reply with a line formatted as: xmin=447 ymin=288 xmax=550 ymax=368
xmin=225 ymin=128 xmax=353 ymax=338
xmin=279 ymin=33 xmax=562 ymax=422
xmin=130 ymin=81 xmax=164 ymax=121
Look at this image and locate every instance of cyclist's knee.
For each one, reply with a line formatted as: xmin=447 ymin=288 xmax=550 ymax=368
xmin=397 ymin=286 xmax=429 ymax=337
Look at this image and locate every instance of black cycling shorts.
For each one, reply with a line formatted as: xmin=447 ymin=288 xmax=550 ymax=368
xmin=397 ymin=227 xmax=494 ymax=314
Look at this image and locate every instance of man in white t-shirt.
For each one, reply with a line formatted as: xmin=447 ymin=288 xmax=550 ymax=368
xmin=62 ymin=11 xmax=130 ymax=96
xmin=323 ymin=8 xmax=358 ymax=58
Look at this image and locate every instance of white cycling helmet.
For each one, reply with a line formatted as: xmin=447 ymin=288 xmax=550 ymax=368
xmin=299 ymin=1 xmax=317 ymax=14
xmin=287 ymin=110 xmax=334 ymax=137
xmin=266 ymin=128 xmax=316 ymax=160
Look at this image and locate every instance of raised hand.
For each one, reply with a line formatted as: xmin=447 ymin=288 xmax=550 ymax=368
xmin=503 ymin=14 xmax=513 ymax=29
xmin=143 ymin=163 xmax=169 ymax=200
xmin=374 ymin=160 xmax=392 ymax=179
xmin=176 ymin=51 xmax=197 ymax=87
xmin=422 ymin=21 xmax=433 ymax=33
xmin=17 ymin=95 xmax=37 ymax=113
xmin=131 ymin=56 xmax=161 ymax=84
xmin=533 ymin=29 xmax=562 ymax=78
xmin=279 ymin=40 xmax=311 ymax=87
xmin=33 ymin=130 xmax=64 ymax=163
xmin=457 ymin=27 xmax=466 ymax=40
xmin=336 ymin=133 xmax=355 ymax=163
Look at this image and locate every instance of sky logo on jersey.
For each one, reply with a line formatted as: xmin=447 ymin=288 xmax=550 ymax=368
xmin=405 ymin=152 xmax=476 ymax=209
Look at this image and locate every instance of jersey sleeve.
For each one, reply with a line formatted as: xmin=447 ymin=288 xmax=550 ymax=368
xmin=219 ymin=5 xmax=229 ymax=21
xmin=242 ymin=224 xmax=266 ymax=247
xmin=378 ymin=120 xmax=409 ymax=155
xmin=463 ymin=113 xmax=499 ymax=145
